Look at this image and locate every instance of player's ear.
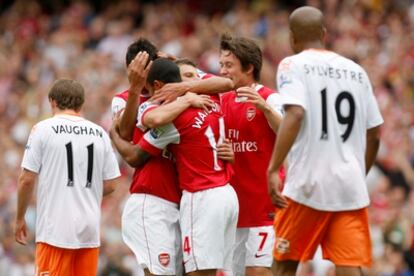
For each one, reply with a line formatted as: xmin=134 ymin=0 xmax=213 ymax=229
xmin=321 ymin=27 xmax=327 ymax=45
xmin=153 ymin=80 xmax=164 ymax=90
xmin=246 ymin=64 xmax=254 ymax=76
xmin=49 ymin=98 xmax=56 ymax=108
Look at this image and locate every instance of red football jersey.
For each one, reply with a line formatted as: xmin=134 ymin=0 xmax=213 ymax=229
xmin=221 ymin=84 xmax=284 ymax=227
xmin=111 ymin=90 xmax=181 ymax=203
xmin=138 ymin=96 xmax=232 ymax=192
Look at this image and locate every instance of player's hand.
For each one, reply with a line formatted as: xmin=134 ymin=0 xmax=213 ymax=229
xmin=14 ymin=218 xmax=28 ymax=245
xmin=218 ymin=139 xmax=235 ymax=164
xmin=128 ymin=51 xmax=152 ymax=94
xmin=182 ymin=92 xmax=214 ymax=111
xmin=267 ymin=170 xmax=288 ymax=208
xmin=109 ymin=110 xmax=123 ymax=139
xmin=150 ymin=82 xmax=190 ymax=103
xmin=157 ymin=51 xmax=177 ymax=61
xmin=236 ymin=85 xmax=267 ymax=111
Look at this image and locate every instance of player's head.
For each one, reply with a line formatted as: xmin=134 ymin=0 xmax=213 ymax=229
xmin=146 ymin=58 xmax=182 ymax=94
xmin=175 ymin=58 xmax=199 ymax=82
xmin=219 ymin=33 xmax=262 ymax=88
xmin=48 ymin=79 xmax=85 ymax=113
xmin=126 ymin=38 xmax=158 ymax=67
xmin=289 ymin=6 xmax=326 ymax=53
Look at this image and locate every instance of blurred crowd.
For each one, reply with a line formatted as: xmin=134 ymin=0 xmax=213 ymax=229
xmin=0 ymin=0 xmax=413 ymax=275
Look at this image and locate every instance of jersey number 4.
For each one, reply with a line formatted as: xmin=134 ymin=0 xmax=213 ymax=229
xmin=320 ymin=88 xmax=355 ymax=142
xmin=65 ymin=142 xmax=94 ymax=188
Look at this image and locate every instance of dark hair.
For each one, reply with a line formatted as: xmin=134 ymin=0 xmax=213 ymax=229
xmin=175 ymin=58 xmax=197 ymax=68
xmin=48 ymin=79 xmax=85 ymax=111
xmin=147 ymin=58 xmax=182 ymax=85
xmin=220 ymin=33 xmax=262 ymax=81
xmin=125 ymin=38 xmax=158 ymax=66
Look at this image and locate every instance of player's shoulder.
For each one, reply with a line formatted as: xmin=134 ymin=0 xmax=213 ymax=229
xmin=196 ymin=68 xmax=215 ymax=80
xmin=113 ymin=89 xmax=129 ymax=101
xmin=31 ymin=117 xmax=53 ymax=133
xmin=257 ymin=85 xmax=276 ymax=97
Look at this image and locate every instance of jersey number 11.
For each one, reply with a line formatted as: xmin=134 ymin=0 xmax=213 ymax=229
xmin=65 ymin=142 xmax=94 ymax=188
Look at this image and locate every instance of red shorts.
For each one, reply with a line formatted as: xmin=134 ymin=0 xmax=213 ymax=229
xmin=273 ymin=199 xmax=372 ymax=267
xmin=35 ymin=242 xmax=99 ymax=276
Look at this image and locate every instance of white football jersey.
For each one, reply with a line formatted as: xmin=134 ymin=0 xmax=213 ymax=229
xmin=21 ymin=114 xmax=120 ymax=248
xmin=276 ymin=49 xmax=383 ymax=211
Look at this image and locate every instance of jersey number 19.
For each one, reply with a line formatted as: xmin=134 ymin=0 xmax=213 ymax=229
xmin=320 ymin=88 xmax=355 ymax=142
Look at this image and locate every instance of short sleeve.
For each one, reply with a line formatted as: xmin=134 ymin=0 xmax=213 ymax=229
xmin=266 ymin=93 xmax=284 ymax=116
xmin=111 ymin=97 xmax=126 ymax=118
xmin=102 ymin=132 xmax=121 ymax=180
xmin=363 ymin=71 xmax=384 ymax=129
xmin=21 ymin=124 xmax=43 ymax=173
xmin=276 ymin=57 xmax=307 ymax=109
xmin=136 ymin=101 xmax=159 ymax=131
xmin=196 ymin=68 xmax=215 ymax=79
xmin=138 ymin=123 xmax=180 ymax=156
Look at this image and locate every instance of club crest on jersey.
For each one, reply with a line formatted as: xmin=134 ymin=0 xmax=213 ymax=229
xmin=150 ymin=128 xmax=163 ymax=139
xmin=278 ymin=73 xmax=292 ymax=88
xmin=246 ymin=107 xmax=256 ymax=121
xmin=275 ymin=238 xmax=290 ymax=254
xmin=158 ymin=253 xmax=170 ymax=267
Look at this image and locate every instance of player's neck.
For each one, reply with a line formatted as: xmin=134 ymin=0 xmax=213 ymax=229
xmin=301 ymin=41 xmax=325 ymax=52
xmin=54 ymin=109 xmax=81 ymax=117
xmin=237 ymin=78 xmax=257 ymax=89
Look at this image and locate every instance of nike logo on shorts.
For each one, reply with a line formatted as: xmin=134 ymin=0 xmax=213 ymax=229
xmin=255 ymin=253 xmax=266 ymax=258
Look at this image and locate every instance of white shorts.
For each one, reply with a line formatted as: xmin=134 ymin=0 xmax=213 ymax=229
xmin=180 ymin=184 xmax=239 ymax=273
xmin=121 ymin=194 xmax=182 ymax=275
xmin=232 ymin=226 xmax=275 ymax=275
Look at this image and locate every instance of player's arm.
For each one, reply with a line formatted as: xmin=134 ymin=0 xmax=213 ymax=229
xmin=109 ymin=126 xmax=151 ymax=167
xmin=365 ymin=125 xmax=381 ymax=174
xmin=103 ymin=177 xmax=120 ymax=196
xmin=150 ymin=76 xmax=234 ymax=103
xmin=142 ymin=93 xmax=214 ymax=129
xmin=15 ymin=169 xmax=37 ymax=245
xmin=267 ymin=105 xmax=304 ymax=208
xmin=119 ymin=52 xmax=152 ymax=141
xmin=236 ymin=86 xmax=282 ymax=133
xmin=217 ymin=139 xmax=235 ymax=164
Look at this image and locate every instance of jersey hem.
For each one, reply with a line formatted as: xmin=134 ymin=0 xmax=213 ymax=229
xmin=283 ymin=194 xmax=369 ymax=211
xmin=36 ymin=239 xmax=100 ymax=249
xmin=182 ymin=181 xmax=229 ymax=193
xmin=237 ymin=221 xmax=274 ymax=228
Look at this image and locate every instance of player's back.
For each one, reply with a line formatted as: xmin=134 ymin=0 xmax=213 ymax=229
xmin=172 ymin=97 xmax=230 ymax=192
xmin=278 ymin=49 xmax=383 ymax=210
xmin=27 ymin=114 xmax=118 ymax=248
xmin=141 ymin=96 xmax=231 ymax=193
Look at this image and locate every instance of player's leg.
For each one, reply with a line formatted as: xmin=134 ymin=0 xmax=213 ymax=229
xmin=187 ymin=269 xmax=217 ymax=276
xmin=73 ymin=247 xmax=99 ymax=276
xmin=244 ymin=226 xmax=275 ymax=276
xmin=335 ymin=266 xmax=363 ymax=276
xmin=321 ymin=208 xmax=371 ymax=276
xmin=180 ymin=184 xmax=239 ymax=275
xmin=35 ymin=242 xmax=73 ymax=276
xmin=271 ymin=259 xmax=298 ymax=276
xmin=231 ymin=228 xmax=249 ymax=276
xmin=273 ymin=198 xmax=332 ymax=276
xmin=122 ymin=194 xmax=180 ymax=276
